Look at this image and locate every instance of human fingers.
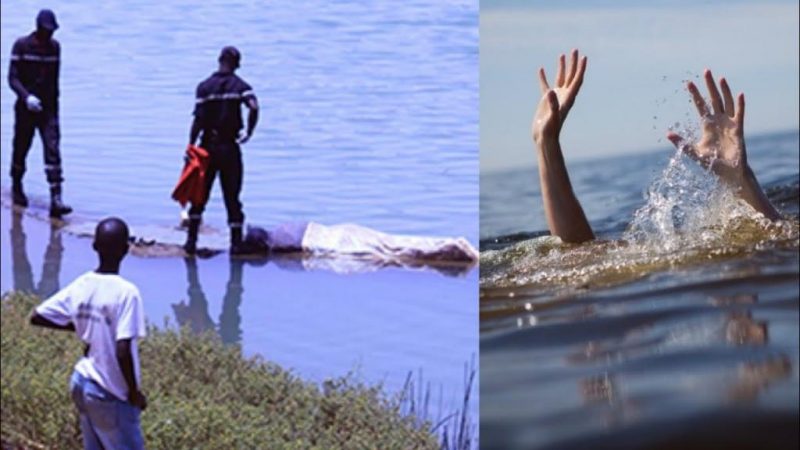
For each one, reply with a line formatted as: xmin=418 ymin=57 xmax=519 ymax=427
xmin=720 ymin=78 xmax=735 ymax=117
xmin=566 ymin=49 xmax=578 ymax=86
xmin=571 ymin=56 xmax=587 ymax=93
xmin=667 ymin=132 xmax=701 ymax=162
xmin=556 ymin=54 xmax=566 ymax=87
xmin=687 ymin=81 xmax=710 ymax=117
xmin=539 ymin=67 xmax=550 ymax=93
xmin=543 ymin=90 xmax=562 ymax=135
xmin=561 ymin=56 xmax=587 ymax=114
xmin=546 ymin=90 xmax=561 ymax=121
xmin=735 ymin=93 xmax=745 ymax=132
xmin=704 ymin=70 xmax=724 ymax=115
xmin=666 ymin=132 xmax=687 ymax=149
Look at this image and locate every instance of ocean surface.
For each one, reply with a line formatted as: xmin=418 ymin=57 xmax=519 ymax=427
xmin=480 ymin=130 xmax=799 ymax=449
xmin=0 ymin=0 xmax=478 ymax=441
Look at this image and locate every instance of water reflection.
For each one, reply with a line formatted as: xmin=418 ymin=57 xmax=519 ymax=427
xmin=172 ymin=257 xmax=244 ymax=345
xmin=10 ymin=210 xmax=62 ymax=298
xmin=219 ymin=260 xmax=244 ymax=345
xmin=572 ymin=292 xmax=789 ymax=419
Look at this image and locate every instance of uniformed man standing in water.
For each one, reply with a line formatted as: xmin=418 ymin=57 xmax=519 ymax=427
xmin=8 ymin=9 xmax=72 ymax=218
xmin=184 ymin=46 xmax=259 ymax=255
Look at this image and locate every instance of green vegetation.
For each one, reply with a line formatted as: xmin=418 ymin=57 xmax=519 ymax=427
xmin=1 ymin=291 xmax=440 ymax=449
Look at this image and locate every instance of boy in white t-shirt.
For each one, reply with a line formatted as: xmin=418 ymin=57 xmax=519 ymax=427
xmin=30 ymin=217 xmax=147 ymax=450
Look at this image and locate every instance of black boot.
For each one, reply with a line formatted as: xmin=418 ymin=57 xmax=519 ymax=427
xmin=49 ymin=185 xmax=72 ymax=218
xmin=183 ymin=218 xmax=200 ymax=255
xmin=12 ymin=177 xmax=28 ymax=207
xmin=229 ymin=226 xmax=244 ymax=255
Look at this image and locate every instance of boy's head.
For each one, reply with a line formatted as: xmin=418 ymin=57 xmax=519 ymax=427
xmin=93 ymin=217 xmax=130 ymax=263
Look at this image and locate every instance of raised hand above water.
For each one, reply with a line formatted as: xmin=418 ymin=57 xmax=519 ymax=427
xmin=531 ymin=49 xmax=594 ymax=244
xmin=667 ymin=70 xmax=781 ymax=220
xmin=532 ymin=49 xmax=587 ymax=144
xmin=667 ymin=70 xmax=748 ymax=183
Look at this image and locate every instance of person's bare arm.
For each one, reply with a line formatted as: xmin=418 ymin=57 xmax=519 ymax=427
xmin=531 ymin=49 xmax=594 ymax=244
xmin=116 ymin=338 xmax=147 ymax=410
xmin=667 ymin=70 xmax=781 ymax=221
xmin=30 ymin=313 xmax=75 ymax=331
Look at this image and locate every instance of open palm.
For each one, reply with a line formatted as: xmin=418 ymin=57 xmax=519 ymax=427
xmin=532 ymin=49 xmax=587 ymax=143
xmin=668 ymin=70 xmax=748 ymax=182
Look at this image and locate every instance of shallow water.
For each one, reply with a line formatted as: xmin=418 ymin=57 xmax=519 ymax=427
xmin=0 ymin=0 xmax=478 ymax=440
xmin=480 ymin=130 xmax=799 ymax=449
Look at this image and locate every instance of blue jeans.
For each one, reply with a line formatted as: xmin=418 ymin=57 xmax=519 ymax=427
xmin=70 ymin=371 xmax=145 ymax=450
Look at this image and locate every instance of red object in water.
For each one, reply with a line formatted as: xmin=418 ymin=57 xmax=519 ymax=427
xmin=171 ymin=145 xmax=210 ymax=207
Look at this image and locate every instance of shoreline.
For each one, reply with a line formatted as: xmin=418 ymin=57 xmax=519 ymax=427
xmin=0 ymin=204 xmax=479 ymax=441
xmin=2 ymin=291 xmax=478 ymax=448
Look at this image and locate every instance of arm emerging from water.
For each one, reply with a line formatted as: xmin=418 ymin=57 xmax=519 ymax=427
xmin=667 ymin=70 xmax=781 ymax=221
xmin=531 ymin=49 xmax=595 ymax=244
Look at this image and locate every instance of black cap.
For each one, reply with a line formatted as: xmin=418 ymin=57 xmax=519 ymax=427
xmin=219 ymin=46 xmax=241 ymax=69
xmin=36 ymin=9 xmax=59 ymax=31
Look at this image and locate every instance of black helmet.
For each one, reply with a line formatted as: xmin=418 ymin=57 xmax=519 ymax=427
xmin=219 ymin=46 xmax=241 ymax=69
xmin=36 ymin=9 xmax=59 ymax=31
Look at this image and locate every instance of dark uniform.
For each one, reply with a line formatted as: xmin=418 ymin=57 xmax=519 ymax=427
xmin=8 ymin=31 xmax=63 ymax=187
xmin=188 ymin=71 xmax=256 ymax=231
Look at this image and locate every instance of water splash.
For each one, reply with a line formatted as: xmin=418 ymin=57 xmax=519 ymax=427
xmin=624 ymin=147 xmax=734 ymax=251
xmin=481 ymin=137 xmax=798 ymax=291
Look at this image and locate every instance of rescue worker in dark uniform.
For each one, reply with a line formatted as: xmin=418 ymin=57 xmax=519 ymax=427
xmin=7 ymin=9 xmax=72 ymax=217
xmin=184 ymin=46 xmax=259 ymax=255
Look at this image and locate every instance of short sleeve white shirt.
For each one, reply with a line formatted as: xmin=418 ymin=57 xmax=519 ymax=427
xmin=35 ymin=271 xmax=146 ymax=401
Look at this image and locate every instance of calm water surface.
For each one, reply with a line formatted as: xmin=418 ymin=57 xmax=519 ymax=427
xmin=1 ymin=0 xmax=477 ymax=241
xmin=480 ymin=130 xmax=799 ymax=449
xmin=0 ymin=0 xmax=478 ymax=441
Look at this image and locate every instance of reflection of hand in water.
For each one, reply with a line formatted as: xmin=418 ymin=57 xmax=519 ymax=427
xmin=578 ymin=372 xmax=643 ymax=430
xmin=712 ymin=295 xmax=788 ymax=403
xmin=10 ymin=211 xmax=63 ymax=297
xmin=724 ymin=312 xmax=767 ymax=346
xmin=729 ymin=355 xmax=792 ymax=403
xmin=711 ymin=293 xmax=768 ymax=346
xmin=567 ymin=293 xmax=769 ymax=365
xmin=580 ymin=372 xmax=617 ymax=405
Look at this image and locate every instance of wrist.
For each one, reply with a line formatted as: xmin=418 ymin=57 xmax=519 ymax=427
xmin=536 ymin=135 xmax=561 ymax=155
xmin=738 ymin=165 xmax=764 ymax=198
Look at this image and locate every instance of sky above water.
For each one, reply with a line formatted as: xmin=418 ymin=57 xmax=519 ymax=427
xmin=481 ymin=0 xmax=799 ymax=172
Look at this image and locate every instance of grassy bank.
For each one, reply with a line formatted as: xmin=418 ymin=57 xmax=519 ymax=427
xmin=1 ymin=291 xmax=440 ymax=449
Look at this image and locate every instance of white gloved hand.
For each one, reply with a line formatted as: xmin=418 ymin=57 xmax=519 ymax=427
xmin=237 ymin=131 xmax=251 ymax=144
xmin=26 ymin=95 xmax=42 ymax=112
